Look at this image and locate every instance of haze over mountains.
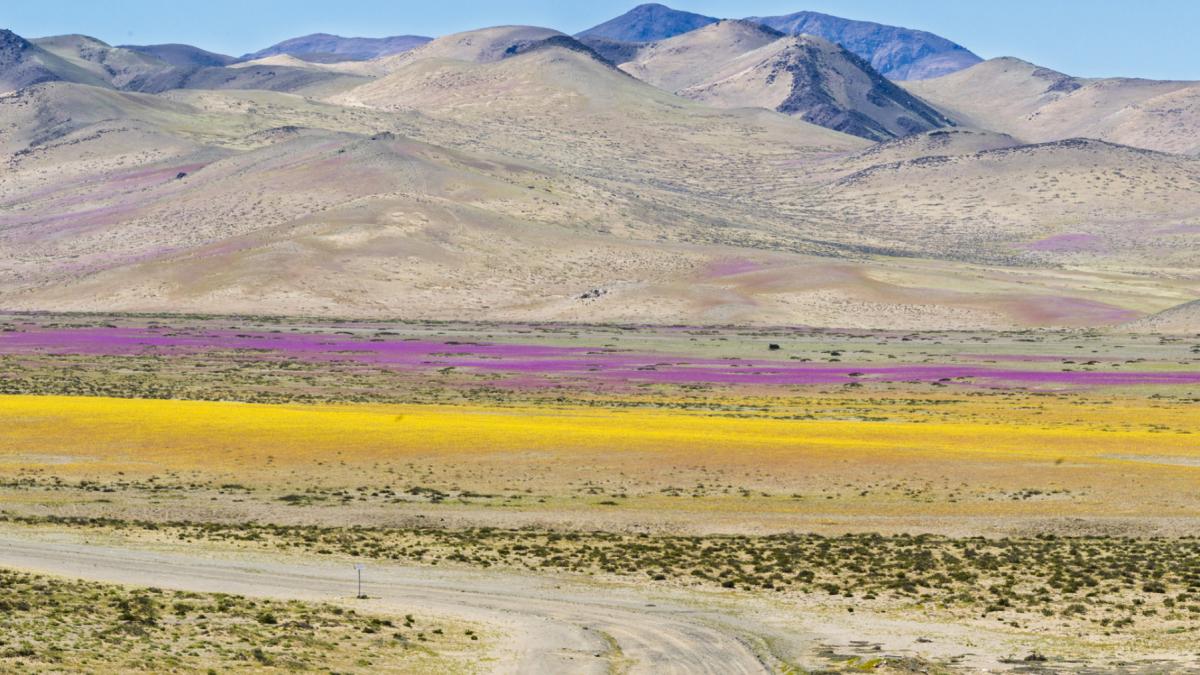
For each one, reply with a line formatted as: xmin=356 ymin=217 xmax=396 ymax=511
xmin=1 ymin=4 xmax=1198 ymax=330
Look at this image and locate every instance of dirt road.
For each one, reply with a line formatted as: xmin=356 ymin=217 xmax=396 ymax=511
xmin=0 ymin=532 xmax=775 ymax=674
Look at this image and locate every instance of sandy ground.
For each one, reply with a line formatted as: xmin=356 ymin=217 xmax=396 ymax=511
xmin=3 ymin=527 xmax=1192 ymax=673
xmin=0 ymin=529 xmax=771 ymax=675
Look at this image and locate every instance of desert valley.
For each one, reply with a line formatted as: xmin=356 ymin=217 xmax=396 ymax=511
xmin=1 ymin=2 xmax=1199 ymax=673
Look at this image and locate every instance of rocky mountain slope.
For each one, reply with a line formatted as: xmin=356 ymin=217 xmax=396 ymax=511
xmin=620 ymin=21 xmax=954 ymax=140
xmin=905 ymin=57 xmax=1200 ymax=155
xmin=747 ymin=10 xmax=981 ymax=80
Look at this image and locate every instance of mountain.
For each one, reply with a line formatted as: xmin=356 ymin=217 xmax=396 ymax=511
xmin=29 ymin=34 xmax=183 ymax=90
xmin=574 ymin=36 xmax=643 ymax=66
xmin=619 ymin=20 xmax=783 ymax=92
xmin=121 ymin=43 xmax=237 ymax=68
xmin=153 ymin=62 xmax=371 ymax=96
xmin=21 ymin=33 xmax=369 ymax=96
xmin=905 ymin=57 xmax=1200 ymax=155
xmin=576 ymin=3 xmax=718 ymax=42
xmin=374 ymin=25 xmax=595 ymax=72
xmin=747 ymin=11 xmax=982 ymax=80
xmin=4 ymin=22 xmax=1199 ymax=330
xmin=0 ymin=29 xmax=114 ymax=91
xmin=620 ymin=21 xmax=954 ymax=140
xmin=242 ymin=33 xmax=432 ymax=62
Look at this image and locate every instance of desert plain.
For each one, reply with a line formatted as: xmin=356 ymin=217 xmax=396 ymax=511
xmin=3 ymin=2 xmax=1200 ymax=672
xmin=0 ymin=313 xmax=1197 ymax=672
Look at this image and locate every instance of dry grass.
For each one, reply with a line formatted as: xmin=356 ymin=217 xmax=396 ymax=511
xmin=0 ymin=566 xmax=487 ymax=673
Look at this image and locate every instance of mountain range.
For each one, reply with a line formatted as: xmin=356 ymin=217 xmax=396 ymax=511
xmin=577 ymin=4 xmax=981 ymax=80
xmin=618 ymin=20 xmax=954 ymax=140
xmin=1 ymin=5 xmax=1198 ymax=331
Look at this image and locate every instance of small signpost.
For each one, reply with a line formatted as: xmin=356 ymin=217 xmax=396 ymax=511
xmin=355 ymin=563 xmax=366 ymax=599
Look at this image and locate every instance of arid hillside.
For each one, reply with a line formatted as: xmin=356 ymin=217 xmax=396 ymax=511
xmin=618 ymin=21 xmax=955 ymax=140
xmin=1 ymin=24 xmax=1198 ymax=328
xmin=906 ymin=57 xmax=1200 ymax=155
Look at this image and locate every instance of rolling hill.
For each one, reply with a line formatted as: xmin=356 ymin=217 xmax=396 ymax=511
xmin=906 ymin=57 xmax=1200 ymax=155
xmin=1125 ymin=300 xmax=1200 ymax=334
xmin=31 ymin=34 xmax=179 ymax=90
xmin=120 ymin=43 xmax=237 ymax=68
xmin=0 ymin=29 xmax=112 ymax=91
xmin=242 ymin=33 xmax=432 ymax=62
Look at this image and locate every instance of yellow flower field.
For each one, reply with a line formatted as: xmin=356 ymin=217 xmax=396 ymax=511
xmin=1 ymin=394 xmax=1198 ymax=524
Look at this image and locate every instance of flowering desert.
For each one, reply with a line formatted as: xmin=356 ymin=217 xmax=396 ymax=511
xmin=0 ymin=313 xmax=1197 ymax=672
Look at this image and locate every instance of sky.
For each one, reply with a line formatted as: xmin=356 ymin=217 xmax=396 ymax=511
xmin=3 ymin=0 xmax=1196 ymax=80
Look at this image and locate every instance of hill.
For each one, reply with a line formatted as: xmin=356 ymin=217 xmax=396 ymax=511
xmin=377 ymin=26 xmax=566 ymax=69
xmin=620 ymin=22 xmax=954 ymax=140
xmin=121 ymin=43 xmax=236 ymax=68
xmin=16 ymin=32 xmax=369 ymax=97
xmin=906 ymin=57 xmax=1200 ymax=155
xmin=747 ymin=10 xmax=981 ymax=80
xmin=0 ymin=29 xmax=113 ymax=91
xmin=1124 ymin=300 xmax=1200 ymax=334
xmin=31 ymin=34 xmax=178 ymax=90
xmin=242 ymin=33 xmax=432 ymax=62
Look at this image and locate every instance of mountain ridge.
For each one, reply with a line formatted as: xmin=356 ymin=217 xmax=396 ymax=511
xmin=906 ymin=57 xmax=1200 ymax=155
xmin=242 ymin=33 xmax=433 ymax=62
xmin=621 ymin=22 xmax=955 ymax=140
xmin=747 ymin=10 xmax=982 ymax=80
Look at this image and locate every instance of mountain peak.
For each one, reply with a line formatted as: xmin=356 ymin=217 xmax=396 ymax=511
xmin=747 ymin=10 xmax=981 ymax=80
xmin=576 ymin=3 xmax=719 ymax=42
xmin=622 ymin=24 xmax=953 ymax=141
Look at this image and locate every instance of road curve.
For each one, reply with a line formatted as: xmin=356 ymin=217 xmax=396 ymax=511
xmin=0 ymin=533 xmax=772 ymax=674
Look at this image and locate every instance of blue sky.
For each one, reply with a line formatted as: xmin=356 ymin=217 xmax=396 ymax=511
xmin=3 ymin=1 xmax=1196 ymax=80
